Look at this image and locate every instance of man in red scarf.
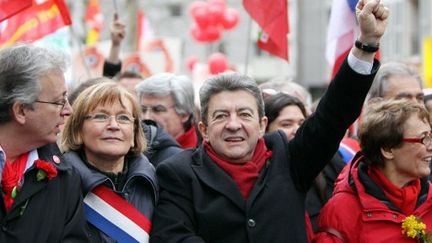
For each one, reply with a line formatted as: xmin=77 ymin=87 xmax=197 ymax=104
xmin=0 ymin=43 xmax=88 ymax=242
xmin=150 ymin=0 xmax=389 ymax=242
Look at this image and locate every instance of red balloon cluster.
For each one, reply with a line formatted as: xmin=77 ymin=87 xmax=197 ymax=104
xmin=189 ymin=0 xmax=240 ymax=43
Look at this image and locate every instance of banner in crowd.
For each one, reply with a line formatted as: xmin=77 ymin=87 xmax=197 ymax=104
xmin=243 ymin=0 xmax=289 ymax=61
xmin=85 ymin=0 xmax=103 ymax=45
xmin=71 ymin=37 xmax=181 ymax=86
xmin=0 ymin=0 xmax=72 ymax=49
xmin=122 ymin=53 xmax=151 ymax=77
xmin=424 ymin=37 xmax=432 ymax=88
xmin=0 ymin=0 xmax=32 ymax=22
xmin=72 ymin=44 xmax=105 ymax=84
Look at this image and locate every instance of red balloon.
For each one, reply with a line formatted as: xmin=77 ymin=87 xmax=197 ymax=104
xmin=192 ymin=5 xmax=211 ymax=29
xmin=186 ymin=55 xmax=199 ymax=72
xmin=190 ymin=24 xmax=208 ymax=42
xmin=222 ymin=8 xmax=240 ymax=30
xmin=190 ymin=24 xmax=221 ymax=43
xmin=204 ymin=25 xmax=221 ymax=42
xmin=207 ymin=0 xmax=226 ymax=24
xmin=208 ymin=52 xmax=228 ymax=74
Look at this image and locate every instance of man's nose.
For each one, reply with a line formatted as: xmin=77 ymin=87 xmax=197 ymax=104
xmin=225 ymin=115 xmax=242 ymax=130
xmin=61 ymin=101 xmax=73 ymax=116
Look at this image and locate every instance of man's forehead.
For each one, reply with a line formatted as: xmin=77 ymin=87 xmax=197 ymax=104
xmin=385 ymin=75 xmax=422 ymax=94
xmin=386 ymin=75 xmax=421 ymax=88
xmin=208 ymin=91 xmax=258 ymax=112
xmin=141 ymin=94 xmax=173 ymax=103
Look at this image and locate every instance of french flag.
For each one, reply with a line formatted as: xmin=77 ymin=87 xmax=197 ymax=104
xmin=338 ymin=137 xmax=360 ymax=164
xmin=84 ymin=185 xmax=151 ymax=243
xmin=326 ymin=0 xmax=358 ymax=79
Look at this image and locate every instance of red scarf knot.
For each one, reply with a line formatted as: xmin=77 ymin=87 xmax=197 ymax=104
xmin=1 ymin=152 xmax=29 ymax=212
xmin=204 ymin=138 xmax=272 ymax=199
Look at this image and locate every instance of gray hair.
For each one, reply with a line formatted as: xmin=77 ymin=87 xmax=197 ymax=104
xmin=199 ymin=73 xmax=264 ymax=125
xmin=258 ymin=77 xmax=312 ymax=109
xmin=135 ymin=72 xmax=195 ymax=127
xmin=0 ymin=43 xmax=67 ymax=123
xmin=367 ymin=62 xmax=422 ymax=101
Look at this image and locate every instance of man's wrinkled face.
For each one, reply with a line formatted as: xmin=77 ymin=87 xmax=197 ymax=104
xmin=199 ymin=90 xmax=267 ymax=163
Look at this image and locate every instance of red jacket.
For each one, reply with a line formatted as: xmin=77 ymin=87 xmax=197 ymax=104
xmin=314 ymin=153 xmax=432 ymax=243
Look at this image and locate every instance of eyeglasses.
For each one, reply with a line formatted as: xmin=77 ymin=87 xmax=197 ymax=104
xmin=402 ymin=133 xmax=432 ymax=147
xmin=35 ymin=96 xmax=69 ymax=110
xmin=141 ymin=105 xmax=173 ymax=114
xmin=85 ymin=113 xmax=135 ymax=125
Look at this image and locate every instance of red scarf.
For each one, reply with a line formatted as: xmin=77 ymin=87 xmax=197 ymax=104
xmin=368 ymin=166 xmax=420 ymax=215
xmin=1 ymin=152 xmax=29 ymax=212
xmin=176 ymin=126 xmax=198 ymax=149
xmin=204 ymin=138 xmax=272 ymax=199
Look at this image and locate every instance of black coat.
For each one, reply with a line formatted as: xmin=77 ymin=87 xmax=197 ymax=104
xmin=0 ymin=144 xmax=88 ymax=242
xmin=143 ymin=122 xmax=183 ymax=167
xmin=150 ymin=60 xmax=380 ymax=243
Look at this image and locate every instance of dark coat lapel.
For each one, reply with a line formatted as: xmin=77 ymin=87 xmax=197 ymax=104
xmin=5 ymin=169 xmax=47 ymax=221
xmin=191 ymin=148 xmax=245 ymax=210
xmin=246 ymin=158 xmax=272 ymax=208
xmin=4 ymin=144 xmax=67 ymax=222
xmin=247 ymin=133 xmax=280 ymax=205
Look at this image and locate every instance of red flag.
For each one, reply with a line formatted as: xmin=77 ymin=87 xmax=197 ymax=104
xmin=137 ymin=10 xmax=155 ymax=51
xmin=0 ymin=0 xmax=72 ymax=48
xmin=0 ymin=0 xmax=32 ymax=22
xmin=84 ymin=0 xmax=103 ymax=45
xmin=243 ymin=0 xmax=289 ymax=60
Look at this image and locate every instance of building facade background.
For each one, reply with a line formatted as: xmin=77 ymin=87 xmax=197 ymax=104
xmin=66 ymin=0 xmax=432 ymax=99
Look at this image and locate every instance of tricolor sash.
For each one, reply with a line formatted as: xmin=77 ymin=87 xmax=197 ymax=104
xmin=83 ymin=185 xmax=151 ymax=243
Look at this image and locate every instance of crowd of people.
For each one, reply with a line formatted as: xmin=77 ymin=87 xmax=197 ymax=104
xmin=3 ymin=0 xmax=432 ymax=242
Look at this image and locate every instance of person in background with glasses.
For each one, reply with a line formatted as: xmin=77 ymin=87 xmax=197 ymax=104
xmin=136 ymin=73 xmax=201 ymax=149
xmin=315 ymin=98 xmax=432 ymax=242
xmin=0 ymin=43 xmax=88 ymax=242
xmin=61 ymin=81 xmax=157 ymax=243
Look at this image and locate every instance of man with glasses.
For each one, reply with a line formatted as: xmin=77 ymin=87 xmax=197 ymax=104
xmin=136 ymin=73 xmax=201 ymax=149
xmin=367 ymin=62 xmax=424 ymax=103
xmin=0 ymin=43 xmax=88 ymax=242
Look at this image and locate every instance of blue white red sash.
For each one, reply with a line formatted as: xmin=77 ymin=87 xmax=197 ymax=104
xmin=83 ymin=185 xmax=151 ymax=243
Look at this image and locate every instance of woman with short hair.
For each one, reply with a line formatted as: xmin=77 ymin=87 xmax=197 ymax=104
xmin=315 ymin=99 xmax=432 ymax=242
xmin=61 ymin=81 xmax=157 ymax=243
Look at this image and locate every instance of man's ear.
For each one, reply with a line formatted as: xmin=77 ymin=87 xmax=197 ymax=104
xmin=198 ymin=121 xmax=209 ymax=142
xmin=381 ymin=147 xmax=394 ymax=160
xmin=11 ymin=102 xmax=27 ymax=125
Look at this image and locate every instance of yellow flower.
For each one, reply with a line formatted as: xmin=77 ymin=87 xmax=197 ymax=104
xmin=402 ymin=215 xmax=432 ymax=243
xmin=402 ymin=215 xmax=426 ymax=238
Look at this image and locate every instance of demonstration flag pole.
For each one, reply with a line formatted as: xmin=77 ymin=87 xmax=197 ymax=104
xmin=112 ymin=0 xmax=118 ymax=15
xmin=244 ymin=16 xmax=253 ymax=75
